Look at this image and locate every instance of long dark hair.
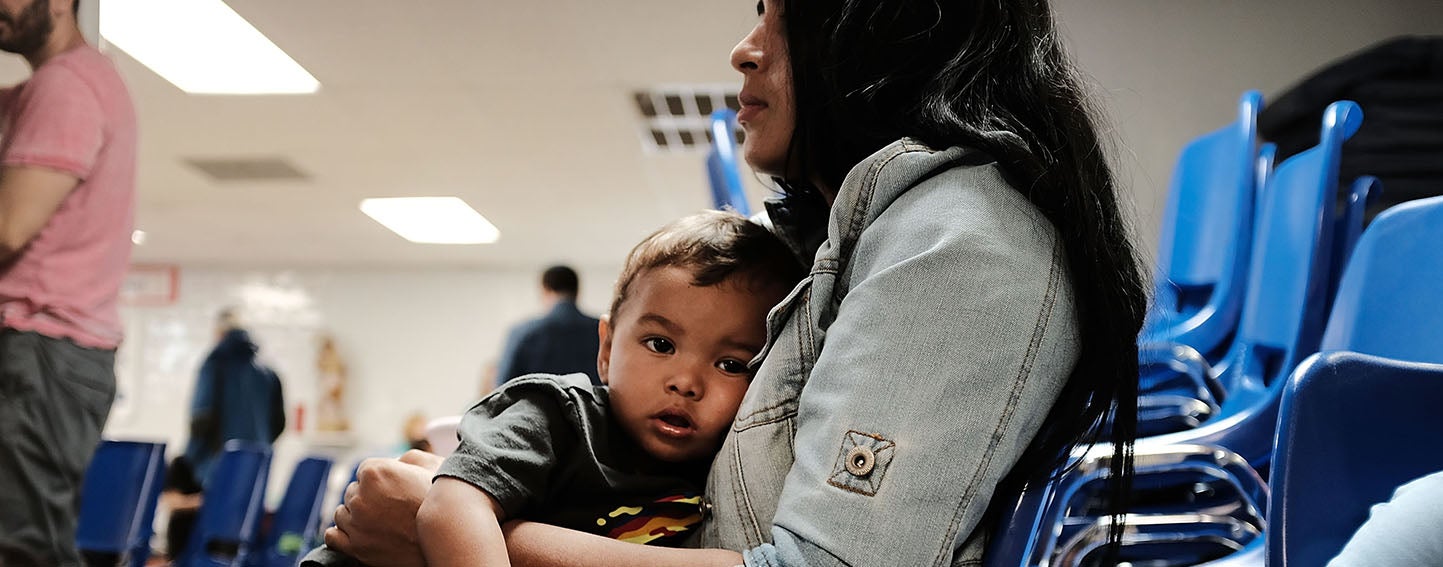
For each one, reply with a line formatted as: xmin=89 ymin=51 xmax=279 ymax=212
xmin=776 ymin=0 xmax=1146 ymax=557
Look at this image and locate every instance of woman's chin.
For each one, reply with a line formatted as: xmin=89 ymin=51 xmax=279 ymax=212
xmin=742 ymin=148 xmax=787 ymax=179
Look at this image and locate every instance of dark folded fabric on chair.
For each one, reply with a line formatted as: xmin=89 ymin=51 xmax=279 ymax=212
xmin=1259 ymin=35 xmax=1443 ymax=218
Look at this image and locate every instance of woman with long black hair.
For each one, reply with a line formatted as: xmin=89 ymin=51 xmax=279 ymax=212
xmin=327 ymin=0 xmax=1146 ymax=565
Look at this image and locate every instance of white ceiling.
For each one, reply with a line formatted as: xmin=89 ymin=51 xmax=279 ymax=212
xmin=3 ymin=0 xmax=770 ymax=269
xmin=2 ymin=0 xmax=1439 ymax=270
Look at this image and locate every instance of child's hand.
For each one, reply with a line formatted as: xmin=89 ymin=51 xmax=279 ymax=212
xmin=325 ymin=450 xmax=443 ymax=567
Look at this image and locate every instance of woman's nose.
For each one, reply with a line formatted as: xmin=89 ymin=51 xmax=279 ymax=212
xmin=730 ymin=25 xmax=763 ymax=73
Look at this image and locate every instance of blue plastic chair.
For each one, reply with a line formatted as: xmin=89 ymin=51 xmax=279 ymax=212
xmin=1143 ymin=91 xmax=1264 ymax=363
xmin=1323 ymin=176 xmax=1383 ymax=321
xmin=705 ymin=109 xmax=750 ymax=215
xmin=177 ymin=441 xmax=273 ymax=567
xmin=1266 ymin=195 xmax=1443 ymax=566
xmin=254 ymin=457 xmax=334 ymax=567
xmin=1316 ymin=195 xmax=1443 ymax=363
xmin=1267 ymin=352 xmax=1443 ymax=567
xmin=76 ymin=440 xmax=167 ymax=567
xmin=984 ymin=102 xmax=1365 ymax=567
xmin=985 ymin=444 xmax=1269 ymax=567
xmin=1141 ymin=101 xmax=1363 ymax=467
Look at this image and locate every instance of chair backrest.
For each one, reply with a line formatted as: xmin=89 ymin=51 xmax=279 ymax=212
xmin=1232 ymin=100 xmax=1362 ymax=387
xmin=179 ymin=440 xmax=272 ymax=567
xmin=706 ymin=109 xmax=750 ymax=215
xmin=1145 ymin=91 xmax=1263 ymax=356
xmin=1320 ymin=195 xmax=1443 ymax=363
xmin=1144 ymin=101 xmax=1363 ymax=467
xmin=1268 ymin=352 xmax=1443 ymax=567
xmin=76 ymin=440 xmax=167 ymax=564
xmin=257 ymin=457 xmax=334 ymax=567
xmin=1327 ymin=176 xmax=1382 ymax=303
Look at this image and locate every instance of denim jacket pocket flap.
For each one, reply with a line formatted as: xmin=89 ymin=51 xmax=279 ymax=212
xmin=735 ymin=281 xmax=815 ymax=430
xmin=747 ymin=275 xmax=814 ymax=371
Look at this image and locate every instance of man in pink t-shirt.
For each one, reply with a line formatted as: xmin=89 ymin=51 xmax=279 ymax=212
xmin=0 ymin=0 xmax=137 ymax=564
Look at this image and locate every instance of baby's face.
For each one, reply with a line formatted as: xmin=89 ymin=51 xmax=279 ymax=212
xmin=600 ymin=266 xmax=784 ymax=463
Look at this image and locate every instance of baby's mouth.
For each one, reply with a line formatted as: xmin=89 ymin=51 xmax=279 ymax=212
xmin=652 ymin=409 xmax=697 ymax=439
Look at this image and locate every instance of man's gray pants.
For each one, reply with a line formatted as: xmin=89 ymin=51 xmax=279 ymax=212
xmin=0 ymin=330 xmax=116 ymax=567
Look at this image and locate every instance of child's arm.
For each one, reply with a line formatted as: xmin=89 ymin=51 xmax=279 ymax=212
xmin=416 ymin=477 xmax=512 ymax=567
xmin=502 ymin=520 xmax=744 ymax=567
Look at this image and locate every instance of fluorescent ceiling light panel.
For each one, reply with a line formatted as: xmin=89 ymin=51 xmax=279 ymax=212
xmin=100 ymin=0 xmax=319 ymax=94
xmin=360 ymin=197 xmax=500 ymax=244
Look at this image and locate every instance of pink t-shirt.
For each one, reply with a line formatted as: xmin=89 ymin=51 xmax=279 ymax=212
xmin=0 ymin=45 xmax=137 ymax=350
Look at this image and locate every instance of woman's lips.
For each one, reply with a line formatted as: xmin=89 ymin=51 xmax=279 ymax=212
xmin=738 ymin=92 xmax=767 ymax=123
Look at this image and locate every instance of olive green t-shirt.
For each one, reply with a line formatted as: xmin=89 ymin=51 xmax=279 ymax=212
xmin=436 ymin=373 xmax=709 ymax=546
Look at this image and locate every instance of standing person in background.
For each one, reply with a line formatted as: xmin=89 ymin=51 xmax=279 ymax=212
xmin=184 ymin=310 xmax=287 ymax=485
xmin=495 ymin=265 xmax=603 ymax=386
xmin=0 ymin=0 xmax=139 ymax=564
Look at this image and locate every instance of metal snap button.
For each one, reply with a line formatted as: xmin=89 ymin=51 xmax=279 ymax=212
xmin=844 ymin=446 xmax=876 ymax=477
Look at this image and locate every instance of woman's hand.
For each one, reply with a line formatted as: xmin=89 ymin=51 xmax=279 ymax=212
xmin=325 ymin=450 xmax=444 ymax=567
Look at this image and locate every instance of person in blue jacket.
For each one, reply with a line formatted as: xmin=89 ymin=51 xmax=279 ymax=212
xmin=184 ymin=309 xmax=286 ymax=485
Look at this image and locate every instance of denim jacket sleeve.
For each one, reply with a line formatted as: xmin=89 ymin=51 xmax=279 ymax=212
xmin=743 ymin=160 xmax=1080 ymax=566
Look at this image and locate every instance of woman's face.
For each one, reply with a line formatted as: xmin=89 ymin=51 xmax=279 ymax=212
xmin=729 ymin=0 xmax=794 ymax=177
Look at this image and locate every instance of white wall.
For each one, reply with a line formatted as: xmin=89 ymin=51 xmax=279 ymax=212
xmin=1053 ymin=0 xmax=1443 ymax=255
xmin=107 ymin=264 xmax=618 ymax=503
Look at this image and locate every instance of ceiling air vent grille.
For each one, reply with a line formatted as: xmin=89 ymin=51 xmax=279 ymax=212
xmin=186 ymin=157 xmax=309 ymax=182
xmin=633 ymin=86 xmax=744 ymax=153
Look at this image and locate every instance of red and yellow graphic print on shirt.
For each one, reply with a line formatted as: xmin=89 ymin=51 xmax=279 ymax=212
xmin=591 ymin=493 xmax=705 ymax=545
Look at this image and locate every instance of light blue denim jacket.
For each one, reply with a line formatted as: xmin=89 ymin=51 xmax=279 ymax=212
xmin=698 ymin=139 xmax=1080 ymax=566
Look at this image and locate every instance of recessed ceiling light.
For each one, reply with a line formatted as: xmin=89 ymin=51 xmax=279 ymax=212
xmin=360 ymin=197 xmax=500 ymax=245
xmin=131 ymin=229 xmax=147 ymax=245
xmin=100 ymin=0 xmax=319 ymax=95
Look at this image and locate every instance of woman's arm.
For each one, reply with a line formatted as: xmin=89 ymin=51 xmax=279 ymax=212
xmin=750 ymin=167 xmax=1080 ymax=566
xmin=417 ymin=478 xmax=512 ymax=567
xmin=503 ymin=521 xmax=743 ymax=567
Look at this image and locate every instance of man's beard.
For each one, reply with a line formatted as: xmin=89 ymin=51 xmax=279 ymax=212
xmin=0 ymin=0 xmax=53 ymax=56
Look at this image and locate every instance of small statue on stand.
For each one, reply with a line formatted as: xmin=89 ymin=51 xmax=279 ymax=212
xmin=316 ymin=334 xmax=351 ymax=432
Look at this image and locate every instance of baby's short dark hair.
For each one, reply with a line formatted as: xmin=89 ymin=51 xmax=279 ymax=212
xmin=610 ymin=211 xmax=806 ymax=318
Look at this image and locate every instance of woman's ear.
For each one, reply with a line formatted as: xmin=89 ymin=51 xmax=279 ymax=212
xmin=596 ymin=316 xmax=612 ymax=385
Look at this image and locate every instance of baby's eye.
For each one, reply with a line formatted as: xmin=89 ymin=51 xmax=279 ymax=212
xmin=716 ymin=359 xmax=749 ymax=375
xmin=643 ymin=337 xmax=675 ymax=355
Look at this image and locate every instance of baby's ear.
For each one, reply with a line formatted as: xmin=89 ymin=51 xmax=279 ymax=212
xmin=596 ymin=316 xmax=612 ymax=385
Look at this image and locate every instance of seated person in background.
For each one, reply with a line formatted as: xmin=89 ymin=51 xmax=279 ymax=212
xmin=418 ymin=211 xmax=804 ymax=566
xmin=1329 ymin=470 xmax=1443 ymax=567
xmin=401 ymin=412 xmax=434 ymax=454
xmin=309 ymin=210 xmax=804 ymax=566
xmin=161 ymin=456 xmax=204 ymax=560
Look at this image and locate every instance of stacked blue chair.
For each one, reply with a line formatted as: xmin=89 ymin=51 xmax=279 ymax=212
xmin=1324 ymin=176 xmax=1382 ymax=320
xmin=1269 ymin=195 xmax=1443 ymax=567
xmin=1137 ymin=92 xmax=1268 ymax=436
xmin=987 ymin=444 xmax=1269 ymax=567
xmin=177 ymin=441 xmax=272 ymax=567
xmin=253 ymin=457 xmax=334 ymax=567
xmin=705 ymin=109 xmax=750 ymax=215
xmin=1140 ymin=100 xmax=1364 ymax=465
xmin=1143 ymin=91 xmax=1264 ymax=364
xmin=76 ymin=440 xmax=167 ymax=567
xmin=985 ymin=101 xmax=1367 ymax=567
